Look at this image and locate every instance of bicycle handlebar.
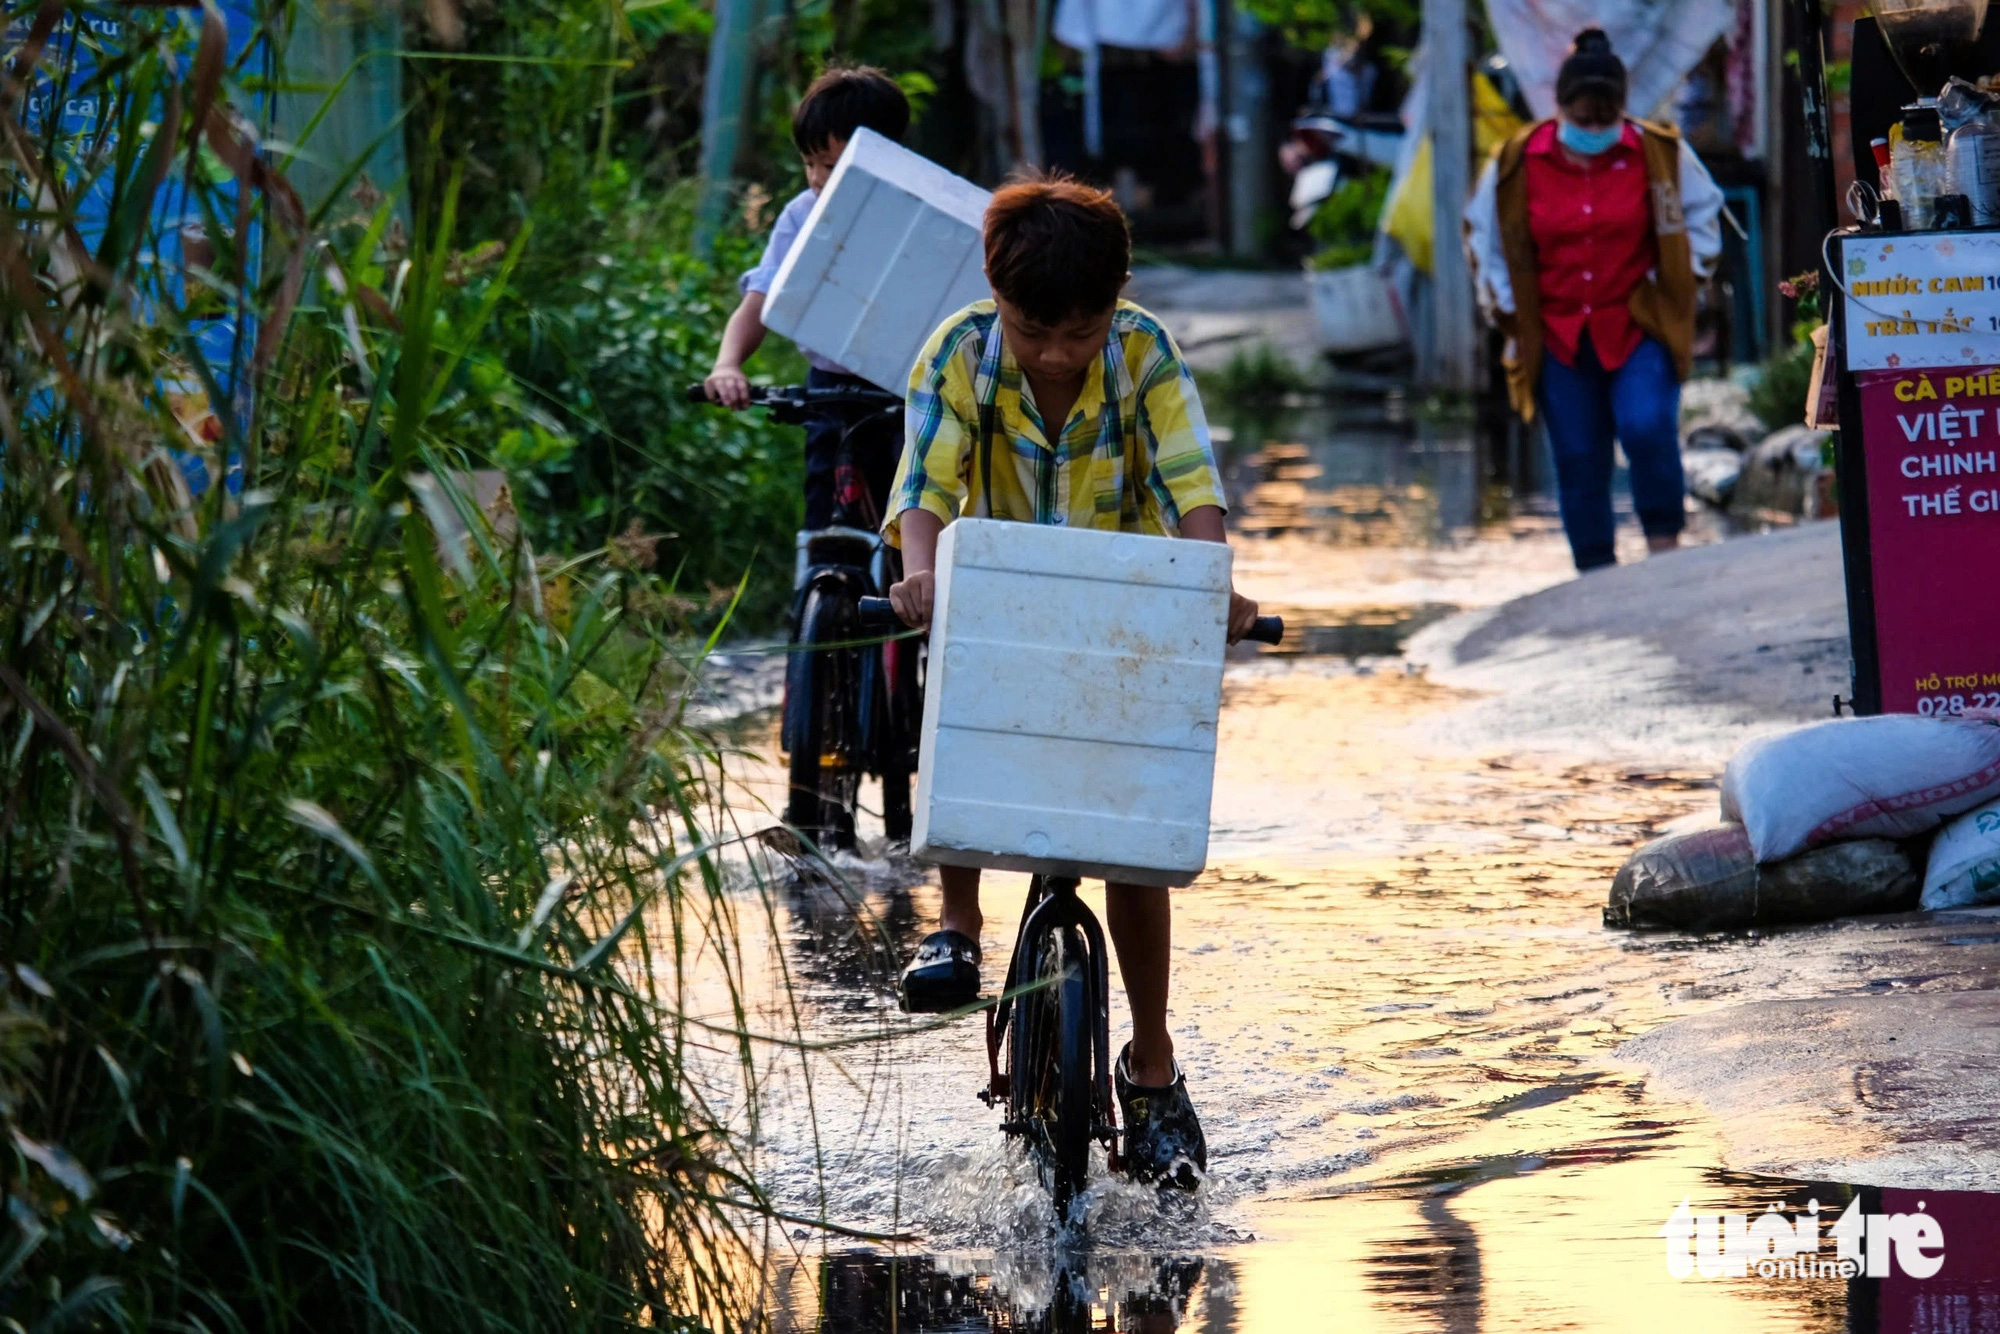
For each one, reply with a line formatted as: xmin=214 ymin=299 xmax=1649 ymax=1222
xmin=683 ymin=381 xmax=903 ymax=411
xmin=856 ymin=596 xmax=904 ymax=633
xmin=856 ymin=596 xmax=1284 ymax=645
xmin=1244 ymin=615 xmax=1286 ymax=646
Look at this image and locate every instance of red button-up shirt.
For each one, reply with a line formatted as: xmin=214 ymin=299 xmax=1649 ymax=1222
xmin=1523 ymin=120 xmax=1657 ymax=371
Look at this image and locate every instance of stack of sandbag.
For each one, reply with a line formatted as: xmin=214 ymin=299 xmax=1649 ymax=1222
xmin=1607 ymin=716 xmax=2000 ymax=930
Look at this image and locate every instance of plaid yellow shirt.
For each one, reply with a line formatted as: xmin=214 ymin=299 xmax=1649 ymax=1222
xmin=882 ymin=300 xmax=1226 ymax=547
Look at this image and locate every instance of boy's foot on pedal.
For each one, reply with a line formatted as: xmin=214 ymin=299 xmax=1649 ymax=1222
xmin=1116 ymin=1043 xmax=1207 ymax=1192
xmin=899 ymin=929 xmax=980 ymax=1011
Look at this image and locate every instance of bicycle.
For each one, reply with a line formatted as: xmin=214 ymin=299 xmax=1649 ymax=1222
xmin=686 ymin=382 xmax=921 ymax=853
xmin=858 ymin=594 xmax=1283 ymax=1224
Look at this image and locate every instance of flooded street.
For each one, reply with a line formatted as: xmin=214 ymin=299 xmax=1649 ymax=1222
xmin=699 ymin=403 xmax=2000 ymax=1332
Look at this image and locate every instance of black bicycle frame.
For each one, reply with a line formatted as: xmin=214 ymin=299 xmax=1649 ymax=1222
xmin=690 ymin=379 xmax=919 ymax=839
xmin=779 ymin=390 xmax=912 ymax=787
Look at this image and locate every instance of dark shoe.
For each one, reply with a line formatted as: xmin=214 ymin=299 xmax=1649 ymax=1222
xmin=899 ymin=929 xmax=980 ymax=1011
xmin=1115 ymin=1044 xmax=1207 ymax=1192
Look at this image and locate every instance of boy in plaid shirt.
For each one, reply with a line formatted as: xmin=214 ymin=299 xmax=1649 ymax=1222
xmin=882 ymin=176 xmax=1258 ymax=1190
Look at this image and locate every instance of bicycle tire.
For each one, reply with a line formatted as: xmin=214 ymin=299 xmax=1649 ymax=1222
xmin=784 ymin=585 xmax=861 ymax=851
xmin=1010 ymin=923 xmax=1094 ymax=1224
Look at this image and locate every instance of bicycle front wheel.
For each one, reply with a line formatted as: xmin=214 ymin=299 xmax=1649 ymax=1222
xmin=1010 ymin=923 xmax=1094 ymax=1224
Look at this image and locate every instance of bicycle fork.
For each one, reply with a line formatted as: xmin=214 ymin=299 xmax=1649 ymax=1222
xmin=981 ymin=875 xmax=1123 ymax=1171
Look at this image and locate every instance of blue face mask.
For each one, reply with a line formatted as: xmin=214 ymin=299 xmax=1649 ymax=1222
xmin=1558 ymin=119 xmax=1622 ymax=156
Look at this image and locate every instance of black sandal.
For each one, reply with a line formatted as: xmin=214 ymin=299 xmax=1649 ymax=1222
xmin=899 ymin=929 xmax=981 ymax=1011
xmin=1116 ymin=1043 xmax=1208 ymax=1192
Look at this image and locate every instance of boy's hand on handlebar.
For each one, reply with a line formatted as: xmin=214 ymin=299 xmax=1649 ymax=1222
xmin=889 ymin=570 xmax=935 ymax=628
xmin=704 ymin=365 xmax=751 ymax=409
xmin=1226 ymin=590 xmax=1260 ymax=645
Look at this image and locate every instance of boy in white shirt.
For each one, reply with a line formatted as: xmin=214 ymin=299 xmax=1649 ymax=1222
xmin=703 ymin=66 xmax=912 ymax=529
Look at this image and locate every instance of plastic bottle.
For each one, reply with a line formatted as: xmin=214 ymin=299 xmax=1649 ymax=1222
xmin=1892 ymin=107 xmax=1947 ymax=229
xmin=1947 ymin=110 xmax=2000 ymax=225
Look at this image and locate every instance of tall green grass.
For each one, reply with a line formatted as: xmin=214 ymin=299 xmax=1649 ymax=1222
xmin=0 ymin=4 xmax=780 ymax=1328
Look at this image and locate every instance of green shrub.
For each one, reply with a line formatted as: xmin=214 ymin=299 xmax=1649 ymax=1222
xmin=1 ymin=15 xmax=786 ymax=1329
xmin=1202 ymin=342 xmax=1313 ymax=405
xmin=1748 ymin=338 xmax=1817 ymax=431
xmin=492 ymin=169 xmax=806 ymax=630
xmin=1308 ymin=167 xmax=1391 ymax=271
xmin=398 ymin=5 xmax=815 ymax=633
xmin=392 ymin=1 xmax=964 ymax=633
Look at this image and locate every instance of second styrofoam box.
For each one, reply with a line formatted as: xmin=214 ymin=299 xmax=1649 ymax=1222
xmin=763 ymin=128 xmax=992 ymax=393
xmin=911 ymin=519 xmax=1233 ymax=888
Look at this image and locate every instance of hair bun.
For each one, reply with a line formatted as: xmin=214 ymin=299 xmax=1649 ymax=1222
xmin=1555 ymin=26 xmax=1627 ymax=105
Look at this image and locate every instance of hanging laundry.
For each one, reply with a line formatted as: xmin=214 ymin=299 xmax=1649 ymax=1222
xmin=1484 ymin=0 xmax=1736 ymax=121
xmin=1052 ymin=0 xmax=1208 ymax=157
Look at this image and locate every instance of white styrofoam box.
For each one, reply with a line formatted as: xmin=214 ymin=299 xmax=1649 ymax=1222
xmin=911 ymin=519 xmax=1233 ymax=888
xmin=763 ymin=128 xmax=992 ymax=393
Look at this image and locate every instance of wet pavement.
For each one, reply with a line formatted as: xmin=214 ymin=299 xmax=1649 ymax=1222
xmin=691 ymin=401 xmax=2000 ymax=1332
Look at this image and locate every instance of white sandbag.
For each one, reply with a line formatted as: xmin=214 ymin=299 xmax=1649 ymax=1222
xmin=1922 ymin=798 xmax=2000 ymax=910
xmin=1681 ymin=446 xmax=1742 ymax=507
xmin=1720 ymin=715 xmax=2000 ymax=863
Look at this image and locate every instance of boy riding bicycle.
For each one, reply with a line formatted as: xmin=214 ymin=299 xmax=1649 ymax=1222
xmin=703 ymin=65 xmax=910 ymax=531
xmin=883 ymin=176 xmax=1260 ymax=1190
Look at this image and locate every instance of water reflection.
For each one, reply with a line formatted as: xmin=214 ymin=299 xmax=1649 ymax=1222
xmin=1215 ymin=405 xmax=1566 ymax=665
xmin=1368 ymin=1195 xmax=1482 ymax=1332
xmin=767 ymin=1180 xmax=2000 ymax=1331
xmin=738 ymin=673 xmax=2000 ymax=1331
xmin=1867 ymin=1187 xmax=2000 ymax=1333
xmin=769 ymin=1250 xmax=1210 ymax=1332
xmin=1225 ymin=418 xmax=1490 ymax=548
xmin=1236 ymin=602 xmax=1460 ymax=660
xmin=774 ymin=860 xmax=923 ymax=1004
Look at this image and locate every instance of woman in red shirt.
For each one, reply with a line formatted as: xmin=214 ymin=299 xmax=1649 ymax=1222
xmin=1465 ymin=30 xmax=1724 ymax=572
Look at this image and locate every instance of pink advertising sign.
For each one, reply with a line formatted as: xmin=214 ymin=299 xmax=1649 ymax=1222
xmin=1877 ymin=1188 xmax=2000 ymax=1326
xmin=1855 ymin=366 xmax=2000 ymax=715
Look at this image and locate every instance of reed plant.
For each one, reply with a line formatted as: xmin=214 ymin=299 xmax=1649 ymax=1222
xmin=0 ymin=4 xmax=780 ymax=1328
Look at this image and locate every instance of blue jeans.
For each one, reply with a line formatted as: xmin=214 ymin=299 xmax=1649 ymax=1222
xmin=1535 ymin=333 xmax=1685 ymax=572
